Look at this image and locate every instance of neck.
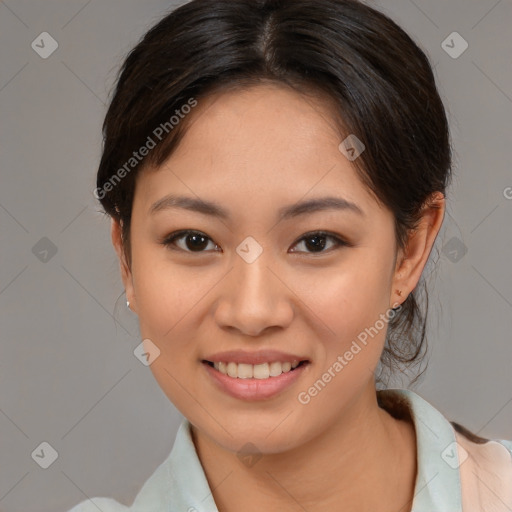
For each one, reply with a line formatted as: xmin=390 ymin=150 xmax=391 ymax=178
xmin=191 ymin=383 xmax=417 ymax=512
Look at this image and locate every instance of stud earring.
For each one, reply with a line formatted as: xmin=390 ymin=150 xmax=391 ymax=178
xmin=126 ymin=300 xmax=130 ymax=308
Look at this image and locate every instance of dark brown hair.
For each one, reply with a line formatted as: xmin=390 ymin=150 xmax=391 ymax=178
xmin=96 ymin=0 xmax=452 ymax=383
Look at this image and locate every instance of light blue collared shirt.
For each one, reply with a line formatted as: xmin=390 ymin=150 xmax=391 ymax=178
xmin=68 ymin=389 xmax=512 ymax=512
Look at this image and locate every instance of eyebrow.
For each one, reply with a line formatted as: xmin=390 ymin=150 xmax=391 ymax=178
xmin=149 ymin=194 xmax=365 ymax=220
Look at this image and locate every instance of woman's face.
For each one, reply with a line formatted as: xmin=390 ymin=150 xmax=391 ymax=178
xmin=122 ymin=84 xmax=404 ymax=454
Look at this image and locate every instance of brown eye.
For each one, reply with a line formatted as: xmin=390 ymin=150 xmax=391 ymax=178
xmin=163 ymin=230 xmax=219 ymax=252
xmin=290 ymin=231 xmax=347 ymax=254
xmin=162 ymin=230 xmax=347 ymax=255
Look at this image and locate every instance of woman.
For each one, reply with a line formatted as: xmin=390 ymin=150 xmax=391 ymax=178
xmin=70 ymin=0 xmax=512 ymax=510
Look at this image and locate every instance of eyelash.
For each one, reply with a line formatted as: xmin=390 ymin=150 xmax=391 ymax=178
xmin=161 ymin=229 xmax=349 ymax=255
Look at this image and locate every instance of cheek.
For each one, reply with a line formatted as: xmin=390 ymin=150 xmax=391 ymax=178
xmin=131 ymin=252 xmax=210 ymax=412
xmin=290 ymin=254 xmax=394 ymax=395
xmin=293 ymin=265 xmax=392 ymax=415
xmin=133 ymin=243 xmax=394 ymax=357
xmin=294 ymin=253 xmax=393 ymax=334
xmin=131 ymin=244 xmax=209 ymax=335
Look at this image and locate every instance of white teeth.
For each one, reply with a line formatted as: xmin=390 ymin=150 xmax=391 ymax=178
xmin=237 ymin=363 xmax=253 ymax=379
xmin=269 ymin=361 xmax=282 ymax=377
xmin=212 ymin=360 xmax=302 ymax=379
xmin=253 ymin=363 xmax=269 ymax=379
xmin=227 ymin=362 xmax=238 ymax=378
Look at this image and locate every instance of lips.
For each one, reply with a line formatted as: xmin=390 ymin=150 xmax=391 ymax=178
xmin=201 ymin=350 xmax=310 ymax=400
xmin=202 ymin=359 xmax=309 ymax=401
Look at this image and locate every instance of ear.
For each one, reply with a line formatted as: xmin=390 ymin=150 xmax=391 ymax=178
xmin=111 ymin=218 xmax=137 ymax=313
xmin=391 ymin=192 xmax=445 ymax=308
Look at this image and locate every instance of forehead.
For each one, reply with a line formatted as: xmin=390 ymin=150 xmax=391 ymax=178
xmin=136 ymin=84 xmax=383 ymax=218
xmin=178 ymin=83 xmax=343 ymax=159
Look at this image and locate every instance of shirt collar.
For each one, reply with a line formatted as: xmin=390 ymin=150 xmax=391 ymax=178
xmin=382 ymin=389 xmax=462 ymax=512
xmin=160 ymin=389 xmax=462 ymax=512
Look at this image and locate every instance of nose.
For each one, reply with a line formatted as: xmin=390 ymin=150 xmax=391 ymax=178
xmin=213 ymin=253 xmax=294 ymax=337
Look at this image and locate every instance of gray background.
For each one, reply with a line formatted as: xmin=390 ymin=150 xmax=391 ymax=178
xmin=0 ymin=0 xmax=511 ymax=510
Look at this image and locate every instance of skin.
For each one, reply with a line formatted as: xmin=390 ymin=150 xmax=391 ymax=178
xmin=112 ymin=83 xmax=445 ymax=511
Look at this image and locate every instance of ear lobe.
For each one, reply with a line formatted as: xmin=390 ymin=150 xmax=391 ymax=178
xmin=111 ymin=218 xmax=137 ymax=312
xmin=391 ymin=192 xmax=445 ymax=306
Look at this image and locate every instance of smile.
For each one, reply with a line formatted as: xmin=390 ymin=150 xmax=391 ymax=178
xmin=205 ymin=360 xmax=305 ymax=379
xmin=202 ymin=359 xmax=310 ymax=400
